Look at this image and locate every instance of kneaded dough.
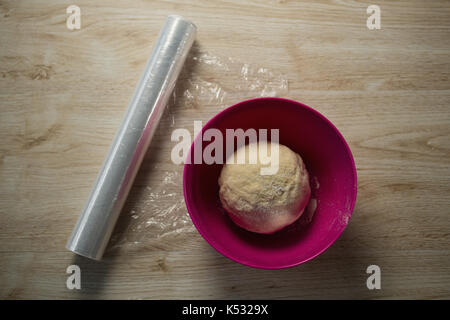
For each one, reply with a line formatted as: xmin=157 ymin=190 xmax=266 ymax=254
xmin=218 ymin=142 xmax=311 ymax=234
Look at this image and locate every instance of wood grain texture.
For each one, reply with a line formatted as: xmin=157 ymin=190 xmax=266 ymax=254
xmin=0 ymin=0 xmax=449 ymax=299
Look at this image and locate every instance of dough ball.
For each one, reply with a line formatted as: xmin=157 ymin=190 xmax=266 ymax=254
xmin=218 ymin=142 xmax=311 ymax=234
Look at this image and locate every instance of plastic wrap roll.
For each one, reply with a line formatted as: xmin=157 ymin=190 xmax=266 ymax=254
xmin=66 ymin=15 xmax=197 ymax=260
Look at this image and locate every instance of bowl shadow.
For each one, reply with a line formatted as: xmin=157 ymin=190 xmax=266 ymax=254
xmin=207 ymin=208 xmax=373 ymax=299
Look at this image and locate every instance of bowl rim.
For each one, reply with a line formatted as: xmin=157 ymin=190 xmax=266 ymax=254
xmin=183 ymin=97 xmax=358 ymax=269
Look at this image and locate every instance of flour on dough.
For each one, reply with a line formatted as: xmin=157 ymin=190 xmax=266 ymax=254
xmin=218 ymin=142 xmax=311 ymax=234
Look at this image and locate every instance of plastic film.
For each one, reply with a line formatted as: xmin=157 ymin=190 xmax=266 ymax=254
xmin=66 ymin=15 xmax=197 ymax=260
xmin=108 ymin=51 xmax=289 ymax=252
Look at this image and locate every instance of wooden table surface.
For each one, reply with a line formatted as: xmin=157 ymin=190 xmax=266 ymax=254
xmin=1 ymin=0 xmax=449 ymax=299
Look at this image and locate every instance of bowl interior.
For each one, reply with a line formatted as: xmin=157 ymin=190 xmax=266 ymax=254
xmin=183 ymin=97 xmax=357 ymax=269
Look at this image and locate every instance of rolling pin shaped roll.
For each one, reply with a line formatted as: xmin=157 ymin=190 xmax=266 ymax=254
xmin=66 ymin=15 xmax=197 ymax=260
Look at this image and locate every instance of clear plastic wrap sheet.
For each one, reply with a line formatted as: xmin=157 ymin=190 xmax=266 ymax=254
xmin=108 ymin=50 xmax=289 ymax=252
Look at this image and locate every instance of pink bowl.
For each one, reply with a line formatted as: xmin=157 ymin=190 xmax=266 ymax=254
xmin=183 ymin=97 xmax=357 ymax=269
